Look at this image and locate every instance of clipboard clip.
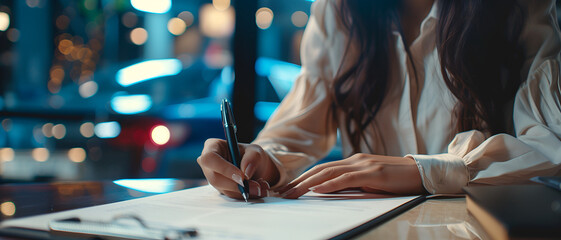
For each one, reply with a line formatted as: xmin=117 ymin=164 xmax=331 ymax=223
xmin=48 ymin=214 xmax=197 ymax=240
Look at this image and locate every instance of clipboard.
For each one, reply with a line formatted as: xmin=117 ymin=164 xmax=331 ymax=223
xmin=48 ymin=215 xmax=197 ymax=240
xmin=0 ymin=215 xmax=197 ymax=240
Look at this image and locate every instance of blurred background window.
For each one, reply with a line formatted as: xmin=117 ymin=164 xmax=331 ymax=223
xmin=0 ymin=0 xmax=238 ymax=182
xmin=0 ymin=0 xmax=321 ymax=183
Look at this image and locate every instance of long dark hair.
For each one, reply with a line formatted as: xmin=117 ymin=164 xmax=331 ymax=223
xmin=333 ymin=0 xmax=525 ymax=154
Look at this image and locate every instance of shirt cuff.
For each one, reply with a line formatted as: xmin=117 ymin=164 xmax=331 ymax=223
xmin=406 ymin=153 xmax=469 ymax=194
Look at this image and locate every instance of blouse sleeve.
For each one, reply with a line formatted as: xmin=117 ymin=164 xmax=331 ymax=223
xmin=252 ymin=0 xmax=342 ymax=188
xmin=408 ymin=0 xmax=561 ymax=194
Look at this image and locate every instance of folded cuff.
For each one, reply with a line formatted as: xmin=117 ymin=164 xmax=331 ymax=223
xmin=406 ymin=153 xmax=469 ymax=194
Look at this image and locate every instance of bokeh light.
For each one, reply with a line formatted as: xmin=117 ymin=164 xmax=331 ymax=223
xmin=256 ymin=7 xmax=274 ymax=30
xmin=130 ymin=0 xmax=171 ymax=14
xmin=178 ymin=11 xmax=194 ymax=27
xmin=130 ymin=28 xmax=148 ymax=45
xmin=141 ymin=157 xmax=157 ymax=173
xmin=199 ymin=4 xmax=235 ymax=38
xmin=32 ymin=125 xmax=45 ymax=144
xmin=26 ymin=0 xmax=41 ymax=8
xmin=7 ymin=28 xmax=19 ymax=42
xmin=79 ymin=81 xmax=98 ymax=98
xmin=291 ymin=11 xmax=308 ymax=27
xmin=80 ymin=122 xmax=94 ymax=138
xmin=55 ymin=15 xmax=70 ymax=30
xmin=58 ymin=39 xmax=74 ymax=55
xmin=94 ymin=121 xmax=121 ymax=138
xmin=0 ymin=12 xmax=10 ymax=31
xmin=68 ymin=148 xmax=86 ymax=163
xmin=48 ymin=80 xmax=61 ymax=94
xmin=1 ymin=119 xmax=12 ymax=131
xmin=212 ymin=0 xmax=230 ymax=11
xmin=110 ymin=94 xmax=153 ymax=115
xmin=88 ymin=146 xmax=102 ymax=161
xmin=0 ymin=148 xmax=14 ymax=162
xmin=31 ymin=148 xmax=49 ymax=162
xmin=50 ymin=65 xmax=65 ymax=84
xmin=49 ymin=95 xmax=65 ymax=109
xmin=42 ymin=123 xmax=54 ymax=137
xmin=122 ymin=12 xmax=138 ymax=28
xmin=52 ymin=124 xmax=67 ymax=139
xmin=116 ymin=59 xmax=182 ymax=87
xmin=79 ymin=122 xmax=95 ymax=138
xmin=0 ymin=202 xmax=15 ymax=217
xmin=151 ymin=125 xmax=170 ymax=145
xmin=167 ymin=17 xmax=186 ymax=36
xmin=84 ymin=0 xmax=97 ymax=10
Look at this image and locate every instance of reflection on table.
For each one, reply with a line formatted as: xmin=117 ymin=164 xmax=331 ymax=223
xmin=0 ymin=179 xmax=207 ymax=221
xmin=357 ymin=198 xmax=490 ymax=240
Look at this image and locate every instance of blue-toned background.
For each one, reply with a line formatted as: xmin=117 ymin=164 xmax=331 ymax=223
xmin=0 ymin=0 xmax=345 ymax=183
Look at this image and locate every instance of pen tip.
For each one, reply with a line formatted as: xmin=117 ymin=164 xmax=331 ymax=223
xmin=242 ymin=193 xmax=249 ymax=202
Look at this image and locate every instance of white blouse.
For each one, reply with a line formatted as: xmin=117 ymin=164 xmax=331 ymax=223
xmin=252 ymin=0 xmax=561 ymax=194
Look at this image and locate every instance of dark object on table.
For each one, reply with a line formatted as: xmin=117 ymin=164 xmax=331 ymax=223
xmin=464 ymin=185 xmax=561 ymax=240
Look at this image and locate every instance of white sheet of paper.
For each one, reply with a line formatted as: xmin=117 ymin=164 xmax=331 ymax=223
xmin=0 ymin=185 xmax=420 ymax=239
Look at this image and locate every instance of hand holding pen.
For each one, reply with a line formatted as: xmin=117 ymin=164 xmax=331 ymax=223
xmin=197 ymin=99 xmax=280 ymax=200
xmin=220 ymin=98 xmax=250 ymax=201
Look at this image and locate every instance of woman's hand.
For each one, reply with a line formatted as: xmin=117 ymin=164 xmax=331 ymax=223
xmin=279 ymin=153 xmax=425 ymax=199
xmin=197 ymin=138 xmax=280 ymax=199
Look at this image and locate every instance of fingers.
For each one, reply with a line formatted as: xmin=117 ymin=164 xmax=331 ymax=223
xmin=249 ymin=179 xmax=271 ymax=198
xmin=308 ymin=170 xmax=370 ymax=194
xmin=206 ymin=170 xmax=246 ymax=199
xmin=239 ymin=144 xmax=265 ymax=179
xmin=278 ymin=161 xmax=345 ymax=193
xmin=281 ymin=165 xmax=363 ymax=199
xmin=197 ymin=151 xmax=245 ymax=186
xmin=222 ymin=179 xmax=271 ymax=199
xmin=256 ymin=178 xmax=271 ymax=197
xmin=201 ymin=138 xmax=228 ymax=156
xmin=280 ymin=155 xmax=425 ymax=198
xmin=198 ymin=138 xmax=247 ymax=198
xmin=198 ymin=139 xmax=274 ymax=200
xmin=200 ymin=139 xmax=264 ymax=181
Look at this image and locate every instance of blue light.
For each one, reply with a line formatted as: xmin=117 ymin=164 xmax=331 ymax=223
xmin=163 ymin=101 xmax=220 ymax=120
xmin=255 ymin=57 xmax=301 ymax=99
xmin=94 ymin=121 xmax=121 ymax=138
xmin=116 ymin=59 xmax=182 ymax=87
xmin=130 ymin=0 xmax=171 ymax=14
xmin=254 ymin=101 xmax=280 ymax=122
xmin=111 ymin=94 xmax=153 ymax=115
xmin=113 ymin=178 xmax=180 ymax=193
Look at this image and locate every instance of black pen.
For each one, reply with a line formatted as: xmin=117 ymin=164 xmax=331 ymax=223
xmin=221 ymin=98 xmax=250 ymax=202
